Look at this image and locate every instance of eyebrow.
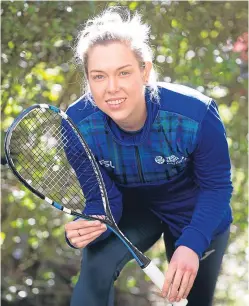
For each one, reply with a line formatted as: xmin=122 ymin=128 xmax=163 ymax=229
xmin=90 ymin=64 xmax=133 ymax=73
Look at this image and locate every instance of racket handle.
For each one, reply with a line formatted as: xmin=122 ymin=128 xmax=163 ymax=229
xmin=143 ymin=261 xmax=188 ymax=306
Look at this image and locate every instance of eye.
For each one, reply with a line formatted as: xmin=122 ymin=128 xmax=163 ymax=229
xmin=92 ymin=75 xmax=105 ymax=80
xmin=119 ymin=71 xmax=130 ymax=76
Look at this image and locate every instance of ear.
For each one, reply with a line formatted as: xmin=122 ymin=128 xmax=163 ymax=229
xmin=143 ymin=61 xmax=152 ymax=84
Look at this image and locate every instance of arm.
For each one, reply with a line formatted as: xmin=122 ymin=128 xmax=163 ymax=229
xmin=175 ymin=100 xmax=233 ymax=258
xmin=162 ymin=100 xmax=233 ymax=302
xmin=62 ymin=118 xmax=123 ymax=248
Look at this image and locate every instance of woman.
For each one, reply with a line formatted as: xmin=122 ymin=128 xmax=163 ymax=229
xmin=64 ymin=7 xmax=233 ymax=306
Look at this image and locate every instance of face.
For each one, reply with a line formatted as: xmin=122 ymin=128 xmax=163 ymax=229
xmin=87 ymin=42 xmax=152 ymax=131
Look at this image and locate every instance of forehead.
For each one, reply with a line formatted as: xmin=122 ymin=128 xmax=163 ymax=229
xmin=87 ymin=41 xmax=139 ymax=71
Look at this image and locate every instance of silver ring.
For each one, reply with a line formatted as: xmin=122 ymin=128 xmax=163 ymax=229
xmin=77 ymin=230 xmax=81 ymax=236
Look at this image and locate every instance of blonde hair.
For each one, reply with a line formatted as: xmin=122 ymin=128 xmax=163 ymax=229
xmin=74 ymin=7 xmax=158 ymax=102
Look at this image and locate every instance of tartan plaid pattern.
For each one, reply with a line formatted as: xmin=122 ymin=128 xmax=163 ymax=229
xmin=78 ymin=110 xmax=199 ymax=186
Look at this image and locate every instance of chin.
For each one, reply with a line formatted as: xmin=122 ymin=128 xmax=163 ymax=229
xmin=107 ymin=110 xmax=130 ymax=121
xmin=116 ymin=113 xmax=132 ymax=122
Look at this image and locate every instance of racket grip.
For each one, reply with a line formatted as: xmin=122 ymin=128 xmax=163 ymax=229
xmin=143 ymin=261 xmax=188 ymax=306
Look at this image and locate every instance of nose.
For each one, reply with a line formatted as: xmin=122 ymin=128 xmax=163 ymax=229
xmin=107 ymin=76 xmax=119 ymax=94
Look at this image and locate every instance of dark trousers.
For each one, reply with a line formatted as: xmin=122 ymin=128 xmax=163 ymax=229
xmin=70 ymin=206 xmax=230 ymax=306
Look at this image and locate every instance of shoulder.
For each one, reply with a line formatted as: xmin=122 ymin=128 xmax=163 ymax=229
xmin=66 ymin=94 xmax=102 ymax=124
xmin=157 ymin=82 xmax=212 ymax=122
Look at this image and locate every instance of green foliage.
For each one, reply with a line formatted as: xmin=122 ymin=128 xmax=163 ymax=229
xmin=1 ymin=1 xmax=248 ymax=305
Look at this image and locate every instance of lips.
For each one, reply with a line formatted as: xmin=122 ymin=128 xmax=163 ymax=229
xmin=106 ymin=98 xmax=126 ymax=105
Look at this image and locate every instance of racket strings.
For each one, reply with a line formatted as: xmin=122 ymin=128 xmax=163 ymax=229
xmin=11 ymin=126 xmax=85 ymax=209
xmin=27 ymin=118 xmax=100 ymax=202
xmin=54 ymin=126 xmax=101 ymax=199
xmin=9 ymin=108 xmax=101 ymax=213
xmin=14 ymin=125 xmax=72 ymax=185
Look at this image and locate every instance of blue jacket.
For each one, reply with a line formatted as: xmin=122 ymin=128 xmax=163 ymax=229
xmin=66 ymin=82 xmax=233 ymax=258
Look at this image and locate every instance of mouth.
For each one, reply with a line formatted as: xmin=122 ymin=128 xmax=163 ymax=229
xmin=106 ymin=98 xmax=126 ymax=106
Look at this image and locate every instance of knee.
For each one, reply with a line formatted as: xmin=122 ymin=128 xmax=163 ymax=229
xmin=80 ymin=246 xmax=119 ymax=280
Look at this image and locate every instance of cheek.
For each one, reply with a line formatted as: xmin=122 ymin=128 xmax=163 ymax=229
xmin=127 ymin=78 xmax=144 ymax=97
xmin=122 ymin=74 xmax=143 ymax=90
xmin=89 ymin=82 xmax=105 ymax=101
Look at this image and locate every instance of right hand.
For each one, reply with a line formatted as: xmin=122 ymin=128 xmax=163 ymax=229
xmin=65 ymin=217 xmax=107 ymax=248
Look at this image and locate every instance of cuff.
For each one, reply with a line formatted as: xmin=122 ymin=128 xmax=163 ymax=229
xmin=175 ymin=226 xmax=211 ymax=259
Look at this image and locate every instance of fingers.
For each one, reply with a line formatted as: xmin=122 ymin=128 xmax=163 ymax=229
xmin=65 ymin=217 xmax=107 ymax=248
xmin=162 ymin=262 xmax=177 ymax=298
xmin=161 ymin=246 xmax=199 ymax=302
xmin=167 ymin=268 xmax=185 ymax=302
xmin=181 ymin=273 xmax=196 ymax=300
xmin=65 ymin=219 xmax=102 ymax=231
xmin=162 ymin=263 xmax=177 ymax=298
xmin=69 ymin=226 xmax=107 ymax=248
xmin=172 ymin=270 xmax=191 ymax=302
xmin=173 ymin=271 xmax=196 ymax=302
xmin=66 ymin=224 xmax=104 ymax=239
xmin=163 ymin=265 xmax=197 ymax=302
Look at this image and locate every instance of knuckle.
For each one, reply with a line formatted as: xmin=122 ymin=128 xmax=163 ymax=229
xmin=178 ymin=267 xmax=186 ymax=274
xmin=86 ymin=232 xmax=94 ymax=240
xmin=77 ymin=240 xmax=86 ymax=247
xmin=176 ymin=292 xmax=183 ymax=299
xmin=171 ymin=261 xmax=178 ymax=269
xmin=93 ymin=232 xmax=101 ymax=239
xmin=188 ymin=268 xmax=195 ymax=274
xmin=179 ymin=263 xmax=187 ymax=270
xmin=188 ymin=267 xmax=197 ymax=275
xmin=182 ymin=281 xmax=189 ymax=288
xmin=66 ymin=232 xmax=72 ymax=239
xmin=90 ymin=231 xmax=97 ymax=238
xmin=179 ymin=286 xmax=187 ymax=294
xmin=172 ymin=283 xmax=180 ymax=290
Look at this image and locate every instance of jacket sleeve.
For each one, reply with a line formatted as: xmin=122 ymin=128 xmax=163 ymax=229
xmin=175 ymin=100 xmax=233 ymax=258
xmin=61 ymin=117 xmax=123 ymax=248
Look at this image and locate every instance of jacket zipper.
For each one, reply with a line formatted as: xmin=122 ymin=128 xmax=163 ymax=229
xmin=135 ymin=146 xmax=145 ymax=183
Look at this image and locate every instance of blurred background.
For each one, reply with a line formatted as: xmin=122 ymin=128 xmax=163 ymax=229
xmin=1 ymin=1 xmax=248 ymax=305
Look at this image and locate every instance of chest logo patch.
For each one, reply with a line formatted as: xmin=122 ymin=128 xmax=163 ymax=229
xmin=155 ymin=155 xmax=188 ymax=165
xmin=155 ymin=156 xmax=165 ymax=164
xmin=99 ymin=160 xmax=115 ymax=168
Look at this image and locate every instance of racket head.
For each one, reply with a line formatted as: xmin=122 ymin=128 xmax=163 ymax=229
xmin=4 ymin=104 xmax=113 ymax=224
xmin=5 ymin=104 xmax=156 ymax=273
